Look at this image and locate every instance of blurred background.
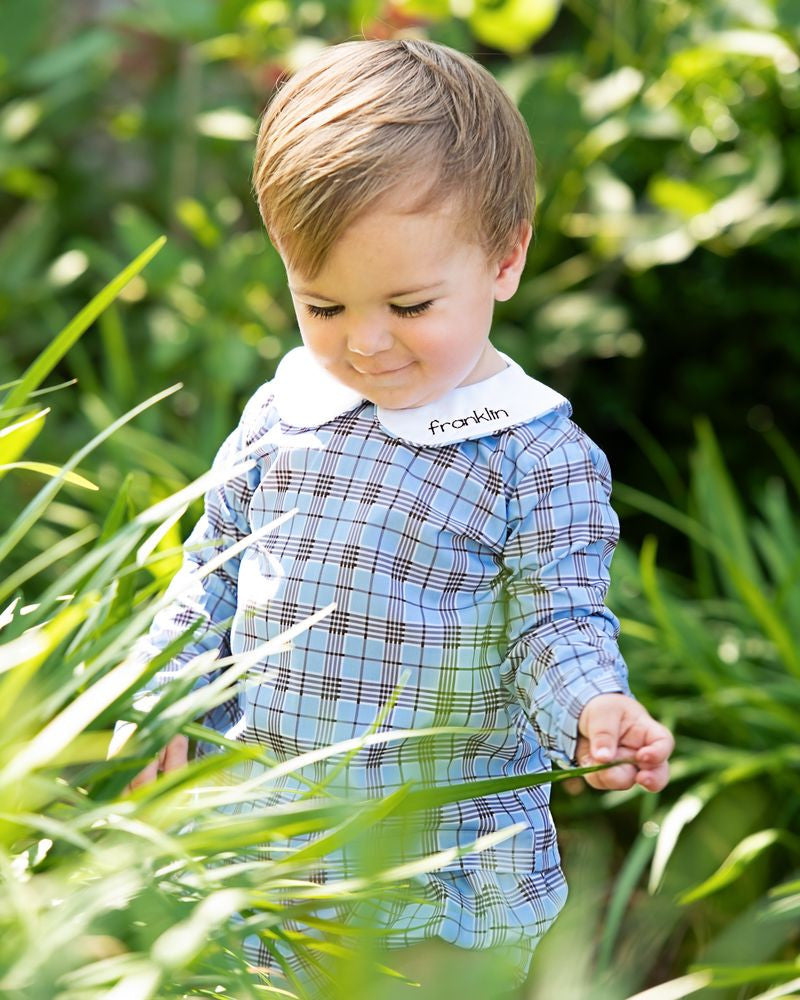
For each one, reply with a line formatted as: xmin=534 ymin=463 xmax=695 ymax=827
xmin=1 ymin=0 xmax=797 ymax=557
xmin=1 ymin=1 xmax=799 ymax=998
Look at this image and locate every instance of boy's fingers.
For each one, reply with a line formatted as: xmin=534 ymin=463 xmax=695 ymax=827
xmin=577 ymin=735 xmax=632 ymax=783
xmin=582 ymin=758 xmax=670 ymax=793
xmin=636 ymin=760 xmax=670 ymax=792
xmin=128 ymin=758 xmax=159 ymax=791
xmin=638 ymin=728 xmax=675 ymax=761
xmin=577 ymin=694 xmax=657 ymax=762
xmin=120 ymin=736 xmax=189 ymax=795
xmin=578 ymin=738 xmax=671 ymax=792
xmin=162 ymin=735 xmax=189 ymax=772
xmin=586 ymin=720 xmax=617 ymax=764
xmin=583 ymin=762 xmax=637 ymax=791
xmin=577 ymin=697 xmax=674 ymax=793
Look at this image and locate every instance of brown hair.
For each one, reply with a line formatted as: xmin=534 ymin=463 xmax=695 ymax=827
xmin=252 ymin=39 xmax=535 ymax=278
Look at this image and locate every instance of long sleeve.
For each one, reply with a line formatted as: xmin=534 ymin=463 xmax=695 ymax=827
xmin=126 ymin=384 xmax=271 ymax=734
xmin=503 ymin=432 xmax=631 ymax=768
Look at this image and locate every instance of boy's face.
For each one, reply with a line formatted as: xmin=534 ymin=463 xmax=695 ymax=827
xmin=283 ymin=192 xmax=530 ymax=410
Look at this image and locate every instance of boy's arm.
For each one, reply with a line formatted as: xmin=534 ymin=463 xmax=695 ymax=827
xmin=503 ymin=432 xmax=633 ymax=771
xmin=117 ymin=385 xmax=271 ymax=741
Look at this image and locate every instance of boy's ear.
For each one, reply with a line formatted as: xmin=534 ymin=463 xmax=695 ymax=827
xmin=493 ymin=222 xmax=532 ymax=302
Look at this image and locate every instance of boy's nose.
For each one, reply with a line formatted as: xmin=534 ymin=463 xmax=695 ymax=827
xmin=346 ymin=319 xmax=394 ymax=357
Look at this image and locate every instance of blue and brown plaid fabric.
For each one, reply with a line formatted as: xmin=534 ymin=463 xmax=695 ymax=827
xmin=128 ymin=349 xmax=630 ymax=983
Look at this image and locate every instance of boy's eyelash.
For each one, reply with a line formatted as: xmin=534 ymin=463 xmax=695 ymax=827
xmin=304 ymin=301 xmax=433 ymax=320
xmin=394 ymin=300 xmax=433 ymax=317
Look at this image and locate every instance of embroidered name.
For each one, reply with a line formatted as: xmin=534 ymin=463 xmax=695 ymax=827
xmin=427 ymin=407 xmax=510 ymax=435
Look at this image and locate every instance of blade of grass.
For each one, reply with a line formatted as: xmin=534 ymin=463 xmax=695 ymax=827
xmin=697 ymin=964 xmax=800 ymax=990
xmin=99 ymin=302 xmax=135 ymax=402
xmin=0 ymin=524 xmax=99 ymax=605
xmin=0 ymin=235 xmax=166 ymax=428
xmin=691 ymin=417 xmax=763 ymax=589
xmin=678 ymin=829 xmax=792 ymax=904
xmin=624 ymin=971 xmax=713 ymax=1000
xmin=0 ymin=633 xmax=158 ymax=785
xmin=749 ymin=976 xmax=800 ymax=1000
xmin=763 ymin=425 xmax=800 ymax=501
xmin=0 ymin=408 xmax=49 ymax=467
xmin=617 ymin=409 xmax=687 ymax=507
xmin=0 ymin=383 xmax=181 ymax=568
xmin=596 ymin=828 xmax=658 ymax=971
xmin=0 ymin=461 xmax=98 ymax=489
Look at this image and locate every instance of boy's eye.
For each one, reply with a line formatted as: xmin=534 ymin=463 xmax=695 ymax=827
xmin=391 ymin=300 xmax=433 ymax=317
xmin=305 ymin=304 xmax=342 ymax=320
xmin=304 ymin=301 xmax=433 ymax=320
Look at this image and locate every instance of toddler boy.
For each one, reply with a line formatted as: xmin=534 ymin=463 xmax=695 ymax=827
xmin=117 ymin=38 xmax=673 ymax=997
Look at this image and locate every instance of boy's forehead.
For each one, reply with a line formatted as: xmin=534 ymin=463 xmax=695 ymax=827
xmin=288 ymin=196 xmax=480 ymax=285
xmin=290 ymin=279 xmax=446 ymax=302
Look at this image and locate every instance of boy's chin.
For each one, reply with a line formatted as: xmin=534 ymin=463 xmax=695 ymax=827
xmin=361 ymin=387 xmax=422 ymax=410
xmin=357 ymin=380 xmax=442 ymax=411
xmin=342 ymin=365 xmax=432 ymax=410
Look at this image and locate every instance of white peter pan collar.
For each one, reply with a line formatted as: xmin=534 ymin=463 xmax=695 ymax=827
xmin=272 ymin=346 xmax=570 ymax=446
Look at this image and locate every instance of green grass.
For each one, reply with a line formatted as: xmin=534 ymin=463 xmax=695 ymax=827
xmin=1 ymin=245 xmax=798 ymax=999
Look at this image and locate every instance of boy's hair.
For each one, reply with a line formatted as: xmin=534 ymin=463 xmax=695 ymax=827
xmin=252 ymin=39 xmax=535 ymax=278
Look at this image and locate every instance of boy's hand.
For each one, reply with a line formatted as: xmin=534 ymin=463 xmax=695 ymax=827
xmin=108 ymin=726 xmax=189 ymax=793
xmin=127 ymin=734 xmax=189 ymax=792
xmin=576 ymin=694 xmax=673 ymax=792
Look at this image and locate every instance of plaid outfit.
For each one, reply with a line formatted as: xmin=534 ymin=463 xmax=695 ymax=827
xmin=130 ymin=347 xmax=630 ymax=990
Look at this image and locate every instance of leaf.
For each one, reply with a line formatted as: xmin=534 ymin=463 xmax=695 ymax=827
xmin=0 ymin=632 xmax=156 ymax=786
xmin=0 ymin=235 xmax=166 ymax=429
xmin=648 ymin=176 xmax=717 ymax=219
xmin=722 ymin=558 xmax=800 ymax=677
xmin=0 ymin=596 xmax=99 ymax=751
xmin=395 ymin=759 xmax=613 ymax=812
xmin=0 ymin=525 xmax=98 ymax=607
xmin=393 ymin=0 xmax=450 ymax=15
xmin=695 ymin=964 xmax=800 ymax=990
xmin=0 ymin=383 xmax=181 ymax=570
xmin=624 ymin=972 xmax=714 ymax=1000
xmin=638 ymin=534 xmax=719 ymax=696
xmin=194 ymin=109 xmax=255 ymax=141
xmin=150 ymin=889 xmax=249 ymax=969
xmin=707 ymin=30 xmax=800 ymax=74
xmin=469 ymin=0 xmax=561 ymax=54
xmin=649 ymin=782 xmax=718 ymax=893
xmin=749 ymin=975 xmax=800 ymax=1000
xmin=0 ymin=203 xmax=55 ymax=294
xmin=0 ymin=0 xmax=53 ymax=77
xmin=0 ymin=462 xmax=98 ymax=489
xmin=274 ymin=786 xmax=413 ymax=868
xmin=581 ymin=66 xmax=644 ymax=120
xmin=109 ymin=0 xmax=220 ymax=40
xmin=21 ymin=28 xmax=120 ymax=87
xmin=649 ymin=746 xmax=800 ymax=895
xmin=0 ymin=596 xmax=95 ymax=679
xmin=0 ymin=408 xmax=48 ymax=466
xmin=597 ymin=830 xmax=658 ymax=971
xmin=678 ymin=829 xmax=796 ymax=904
xmin=763 ymin=425 xmax=800 ymax=502
xmin=97 ymin=472 xmax=135 ymax=545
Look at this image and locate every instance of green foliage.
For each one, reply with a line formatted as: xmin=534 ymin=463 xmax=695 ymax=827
xmin=1 ymin=0 xmax=798 ymax=597
xmin=543 ymin=417 xmax=800 ymax=999
xmin=2 ymin=252 xmax=799 ymax=999
xmin=1 ymin=3 xmax=799 ymax=997
xmin=0 ymin=253 xmax=625 ymax=999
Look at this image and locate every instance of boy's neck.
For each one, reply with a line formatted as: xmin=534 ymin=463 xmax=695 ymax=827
xmin=456 ymin=343 xmax=508 ymax=390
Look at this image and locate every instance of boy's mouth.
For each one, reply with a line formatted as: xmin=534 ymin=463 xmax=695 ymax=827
xmin=352 ymin=362 xmax=413 ymax=376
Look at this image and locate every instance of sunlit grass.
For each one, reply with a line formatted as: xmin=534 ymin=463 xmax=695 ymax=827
xmin=1 ymin=245 xmax=798 ymax=998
